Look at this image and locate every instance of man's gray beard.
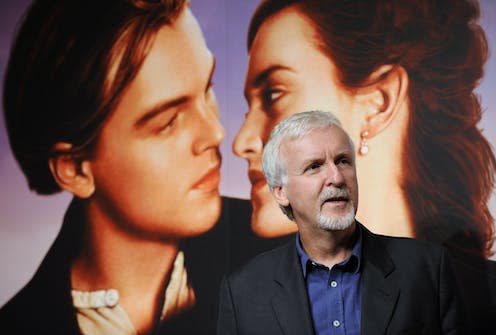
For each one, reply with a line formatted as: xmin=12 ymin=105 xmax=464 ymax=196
xmin=316 ymin=186 xmax=355 ymax=231
xmin=317 ymin=206 xmax=355 ymax=231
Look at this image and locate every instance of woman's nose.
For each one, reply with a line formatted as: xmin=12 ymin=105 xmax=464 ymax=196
xmin=232 ymin=111 xmax=263 ymax=160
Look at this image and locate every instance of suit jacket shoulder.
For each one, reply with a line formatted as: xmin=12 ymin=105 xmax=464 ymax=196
xmin=360 ymin=227 xmax=467 ymax=334
xmin=218 ymin=241 xmax=314 ymax=335
xmin=0 ymin=201 xmax=83 ymax=334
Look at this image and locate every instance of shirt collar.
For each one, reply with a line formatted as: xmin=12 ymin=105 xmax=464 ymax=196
xmin=296 ymin=223 xmax=362 ymax=278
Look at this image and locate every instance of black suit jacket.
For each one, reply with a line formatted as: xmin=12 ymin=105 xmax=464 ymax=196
xmin=218 ymin=224 xmax=467 ymax=335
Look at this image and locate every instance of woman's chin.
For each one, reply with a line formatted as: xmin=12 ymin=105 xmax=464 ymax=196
xmin=251 ymin=203 xmax=298 ymax=238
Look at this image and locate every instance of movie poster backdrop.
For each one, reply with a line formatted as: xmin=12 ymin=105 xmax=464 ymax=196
xmin=0 ymin=0 xmax=495 ymax=324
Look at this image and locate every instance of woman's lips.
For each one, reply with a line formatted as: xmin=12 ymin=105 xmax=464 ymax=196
xmin=248 ymin=170 xmax=267 ymax=191
xmin=193 ymin=165 xmax=221 ymax=192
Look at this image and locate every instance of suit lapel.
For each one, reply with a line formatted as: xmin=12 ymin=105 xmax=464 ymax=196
xmin=271 ymin=243 xmax=315 ymax=335
xmin=360 ymin=226 xmax=399 ymax=335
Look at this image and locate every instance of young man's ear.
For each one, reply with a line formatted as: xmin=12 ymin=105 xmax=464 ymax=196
xmin=354 ymin=64 xmax=409 ymax=138
xmin=270 ymin=185 xmax=289 ymax=207
xmin=48 ymin=142 xmax=95 ymax=198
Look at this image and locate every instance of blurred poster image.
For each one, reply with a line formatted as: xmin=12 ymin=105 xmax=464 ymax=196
xmin=0 ymin=0 xmax=495 ymax=334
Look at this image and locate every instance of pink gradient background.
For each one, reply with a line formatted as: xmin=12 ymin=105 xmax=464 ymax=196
xmin=1 ymin=0 xmax=495 ymax=305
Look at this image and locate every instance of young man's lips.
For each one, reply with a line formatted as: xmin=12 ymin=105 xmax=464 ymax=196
xmin=193 ymin=165 xmax=221 ymax=191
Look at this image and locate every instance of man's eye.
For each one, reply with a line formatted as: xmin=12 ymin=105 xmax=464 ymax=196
xmin=307 ymin=163 xmax=321 ymax=171
xmin=337 ymin=157 xmax=352 ymax=165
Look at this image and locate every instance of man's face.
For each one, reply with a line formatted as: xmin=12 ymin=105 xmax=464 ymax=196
xmin=86 ymin=9 xmax=224 ymax=240
xmin=233 ymin=6 xmax=356 ymax=237
xmin=273 ymin=127 xmax=358 ymax=234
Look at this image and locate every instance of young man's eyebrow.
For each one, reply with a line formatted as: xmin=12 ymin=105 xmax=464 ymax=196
xmin=134 ymin=96 xmax=189 ymax=129
xmin=134 ymin=56 xmax=216 ymax=129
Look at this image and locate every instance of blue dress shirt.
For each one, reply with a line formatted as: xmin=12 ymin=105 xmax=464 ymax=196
xmin=296 ymin=225 xmax=362 ymax=335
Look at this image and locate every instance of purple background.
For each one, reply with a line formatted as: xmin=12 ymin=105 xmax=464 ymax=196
xmin=1 ymin=0 xmax=495 ymax=305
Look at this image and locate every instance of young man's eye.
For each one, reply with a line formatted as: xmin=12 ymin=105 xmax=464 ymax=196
xmin=206 ymin=80 xmax=214 ymax=94
xmin=158 ymin=113 xmax=178 ymax=133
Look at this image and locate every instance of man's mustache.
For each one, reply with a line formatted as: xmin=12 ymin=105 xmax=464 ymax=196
xmin=318 ymin=187 xmax=351 ymax=206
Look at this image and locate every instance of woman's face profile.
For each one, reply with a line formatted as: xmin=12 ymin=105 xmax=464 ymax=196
xmin=87 ymin=9 xmax=224 ymax=239
xmin=233 ymin=7 xmax=358 ymax=237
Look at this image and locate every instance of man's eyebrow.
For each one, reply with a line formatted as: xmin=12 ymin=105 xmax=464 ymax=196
xmin=244 ymin=65 xmax=291 ymax=100
xmin=134 ymin=56 xmax=216 ymax=129
xmin=336 ymin=151 xmax=355 ymax=162
xmin=299 ymin=157 xmax=322 ymax=168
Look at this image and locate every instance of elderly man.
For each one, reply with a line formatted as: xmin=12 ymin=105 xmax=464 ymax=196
xmin=217 ymin=110 xmax=466 ymax=335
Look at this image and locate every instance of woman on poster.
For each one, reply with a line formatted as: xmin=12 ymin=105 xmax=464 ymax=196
xmin=235 ymin=0 xmax=496 ymax=333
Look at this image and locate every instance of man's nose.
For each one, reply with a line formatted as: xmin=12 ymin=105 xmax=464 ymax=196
xmin=324 ymin=163 xmax=345 ymax=187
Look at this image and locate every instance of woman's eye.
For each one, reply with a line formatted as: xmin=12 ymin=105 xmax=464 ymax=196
xmin=262 ymin=88 xmax=283 ymax=108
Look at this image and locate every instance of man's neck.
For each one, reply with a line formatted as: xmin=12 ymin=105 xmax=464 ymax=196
xmin=299 ymin=222 xmax=357 ymax=268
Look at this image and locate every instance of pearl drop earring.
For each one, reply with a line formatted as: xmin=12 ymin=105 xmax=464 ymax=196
xmin=359 ymin=130 xmax=369 ymax=155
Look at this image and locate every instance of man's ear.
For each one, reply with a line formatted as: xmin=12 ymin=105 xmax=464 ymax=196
xmin=48 ymin=142 xmax=95 ymax=198
xmin=270 ymin=185 xmax=289 ymax=207
xmin=355 ymin=64 xmax=409 ymax=138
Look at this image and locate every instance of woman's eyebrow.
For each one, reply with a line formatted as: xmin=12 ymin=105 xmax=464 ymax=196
xmin=244 ymin=65 xmax=292 ymax=101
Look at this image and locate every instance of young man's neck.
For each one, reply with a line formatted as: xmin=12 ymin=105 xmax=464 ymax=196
xmin=71 ymin=203 xmax=180 ymax=334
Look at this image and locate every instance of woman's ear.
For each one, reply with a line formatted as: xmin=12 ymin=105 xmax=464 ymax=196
xmin=355 ymin=64 xmax=409 ymax=138
xmin=270 ymin=185 xmax=290 ymax=207
xmin=48 ymin=142 xmax=95 ymax=198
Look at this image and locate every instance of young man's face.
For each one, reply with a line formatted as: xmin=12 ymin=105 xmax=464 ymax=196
xmin=274 ymin=127 xmax=358 ymax=234
xmin=87 ymin=8 xmax=224 ymax=240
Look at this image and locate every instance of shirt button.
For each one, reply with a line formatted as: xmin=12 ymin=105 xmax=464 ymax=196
xmin=105 ymin=289 xmax=119 ymax=307
xmin=333 ymin=320 xmax=341 ymax=327
xmin=330 ymin=280 xmax=338 ymax=288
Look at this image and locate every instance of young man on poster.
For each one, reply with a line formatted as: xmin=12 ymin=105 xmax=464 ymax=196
xmin=0 ymin=0 xmax=289 ymax=333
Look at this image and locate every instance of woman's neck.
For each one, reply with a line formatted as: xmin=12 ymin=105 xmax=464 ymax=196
xmin=354 ymin=126 xmax=414 ymax=238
